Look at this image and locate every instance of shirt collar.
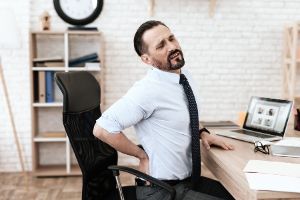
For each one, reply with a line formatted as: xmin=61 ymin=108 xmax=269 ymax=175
xmin=149 ymin=67 xmax=186 ymax=84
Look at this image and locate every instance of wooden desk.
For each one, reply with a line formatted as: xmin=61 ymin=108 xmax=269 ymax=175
xmin=201 ymin=130 xmax=300 ymax=200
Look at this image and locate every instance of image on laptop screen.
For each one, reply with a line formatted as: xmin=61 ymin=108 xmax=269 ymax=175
xmin=244 ymin=97 xmax=293 ymax=136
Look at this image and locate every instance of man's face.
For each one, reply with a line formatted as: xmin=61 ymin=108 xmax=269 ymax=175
xmin=141 ymin=25 xmax=185 ymax=72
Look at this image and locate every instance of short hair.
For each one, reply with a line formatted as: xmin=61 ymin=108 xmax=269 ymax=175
xmin=134 ymin=20 xmax=168 ymax=56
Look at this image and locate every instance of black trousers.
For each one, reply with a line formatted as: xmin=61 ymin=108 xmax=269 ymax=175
xmin=136 ymin=176 xmax=235 ymax=200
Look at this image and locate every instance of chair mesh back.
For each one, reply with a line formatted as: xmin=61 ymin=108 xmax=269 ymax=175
xmin=55 ymin=72 xmax=118 ymax=200
xmin=63 ymin=108 xmax=117 ymax=199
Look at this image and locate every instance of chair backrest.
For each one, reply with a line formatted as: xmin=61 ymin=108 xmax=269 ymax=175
xmin=55 ymin=71 xmax=118 ymax=200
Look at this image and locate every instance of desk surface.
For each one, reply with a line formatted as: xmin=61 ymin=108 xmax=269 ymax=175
xmin=201 ymin=129 xmax=300 ymax=200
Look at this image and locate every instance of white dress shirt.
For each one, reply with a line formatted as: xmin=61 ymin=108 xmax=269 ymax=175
xmin=96 ymin=67 xmax=201 ymax=180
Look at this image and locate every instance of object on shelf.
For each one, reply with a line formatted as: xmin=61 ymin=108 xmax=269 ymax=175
xmin=295 ymin=109 xmax=300 ymax=131
xmin=45 ymin=71 xmax=55 ymax=103
xmin=40 ymin=11 xmax=51 ymax=31
xmin=69 ymin=53 xmax=98 ymax=67
xmin=35 ymin=71 xmax=56 ymax=103
xmin=41 ymin=132 xmax=66 ymax=138
xmin=38 ymin=71 xmax=46 ymax=102
xmin=33 ymin=56 xmax=63 ymax=63
xmin=84 ymin=61 xmax=100 ymax=69
xmin=54 ymin=81 xmax=63 ymax=102
xmin=35 ymin=61 xmax=65 ymax=67
xmin=68 ymin=27 xmax=98 ymax=31
xmin=33 ymin=72 xmax=39 ymax=102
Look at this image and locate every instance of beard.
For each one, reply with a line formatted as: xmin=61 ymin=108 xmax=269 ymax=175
xmin=152 ymin=49 xmax=185 ymax=71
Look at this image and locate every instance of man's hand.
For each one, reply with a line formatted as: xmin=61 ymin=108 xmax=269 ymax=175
xmin=137 ymin=149 xmax=149 ymax=175
xmin=93 ymin=125 xmax=151 ymax=174
xmin=201 ymin=132 xmax=234 ymax=150
xmin=138 ymin=156 xmax=149 ymax=175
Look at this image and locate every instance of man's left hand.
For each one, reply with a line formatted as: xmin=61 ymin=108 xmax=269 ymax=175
xmin=200 ymin=132 xmax=234 ymax=150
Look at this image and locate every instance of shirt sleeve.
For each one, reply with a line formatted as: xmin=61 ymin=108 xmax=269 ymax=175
xmin=96 ymin=81 xmax=155 ymax=134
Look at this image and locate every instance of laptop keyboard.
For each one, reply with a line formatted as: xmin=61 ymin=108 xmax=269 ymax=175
xmin=232 ymin=129 xmax=274 ymax=139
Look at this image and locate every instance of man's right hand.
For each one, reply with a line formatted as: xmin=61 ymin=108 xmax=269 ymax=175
xmin=93 ymin=125 xmax=151 ymax=174
xmin=137 ymin=150 xmax=149 ymax=175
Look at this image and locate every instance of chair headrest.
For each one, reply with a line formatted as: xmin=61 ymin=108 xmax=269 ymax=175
xmin=55 ymin=71 xmax=100 ymax=113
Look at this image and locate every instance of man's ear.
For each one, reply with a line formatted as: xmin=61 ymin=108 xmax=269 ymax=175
xmin=141 ymin=54 xmax=152 ymax=65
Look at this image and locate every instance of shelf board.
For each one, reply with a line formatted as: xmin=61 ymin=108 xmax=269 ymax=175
xmin=32 ymin=67 xmax=65 ymax=71
xmin=33 ymin=102 xmax=63 ymax=107
xmin=32 ymin=67 xmax=100 ymax=72
xmin=68 ymin=30 xmax=101 ymax=35
xmin=34 ymin=135 xmax=66 ymax=142
xmin=31 ymin=31 xmax=65 ymax=35
xmin=31 ymin=30 xmax=101 ymax=35
xmin=67 ymin=67 xmax=101 ymax=72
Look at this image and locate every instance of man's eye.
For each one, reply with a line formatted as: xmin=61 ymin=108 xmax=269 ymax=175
xmin=156 ymin=45 xmax=163 ymax=49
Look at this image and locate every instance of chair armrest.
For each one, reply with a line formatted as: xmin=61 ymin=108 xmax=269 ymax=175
xmin=108 ymin=165 xmax=176 ymax=200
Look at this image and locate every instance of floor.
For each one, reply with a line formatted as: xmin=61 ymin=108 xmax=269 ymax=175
xmin=0 ymin=165 xmax=216 ymax=200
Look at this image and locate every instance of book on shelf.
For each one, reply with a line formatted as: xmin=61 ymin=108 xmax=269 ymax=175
xmin=45 ymin=71 xmax=54 ymax=103
xmin=38 ymin=71 xmax=46 ymax=102
xmin=33 ymin=56 xmax=64 ymax=63
xmin=199 ymin=121 xmax=240 ymax=129
xmin=33 ymin=72 xmax=39 ymax=102
xmin=84 ymin=61 xmax=101 ymax=70
xmin=40 ymin=132 xmax=66 ymax=138
xmin=35 ymin=71 xmax=55 ymax=103
xmin=35 ymin=61 xmax=65 ymax=67
xmin=54 ymin=80 xmax=63 ymax=102
xmin=69 ymin=53 xmax=99 ymax=67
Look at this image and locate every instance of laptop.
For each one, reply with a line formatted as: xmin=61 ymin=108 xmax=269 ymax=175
xmin=214 ymin=96 xmax=293 ymax=143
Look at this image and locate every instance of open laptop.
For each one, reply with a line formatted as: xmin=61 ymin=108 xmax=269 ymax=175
xmin=214 ymin=96 xmax=293 ymax=143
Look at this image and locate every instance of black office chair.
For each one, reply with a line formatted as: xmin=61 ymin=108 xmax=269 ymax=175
xmin=55 ymin=71 xmax=175 ymax=200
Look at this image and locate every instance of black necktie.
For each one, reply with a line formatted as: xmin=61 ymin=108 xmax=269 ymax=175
xmin=179 ymin=74 xmax=200 ymax=187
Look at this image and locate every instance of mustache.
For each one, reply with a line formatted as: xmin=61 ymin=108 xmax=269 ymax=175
xmin=168 ymin=49 xmax=182 ymax=60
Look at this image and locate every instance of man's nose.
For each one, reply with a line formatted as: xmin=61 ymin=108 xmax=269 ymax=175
xmin=166 ymin=41 xmax=177 ymax=52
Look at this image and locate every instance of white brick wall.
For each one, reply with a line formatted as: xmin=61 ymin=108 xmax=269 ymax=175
xmin=0 ymin=1 xmax=30 ymax=171
xmin=1 ymin=0 xmax=300 ymax=171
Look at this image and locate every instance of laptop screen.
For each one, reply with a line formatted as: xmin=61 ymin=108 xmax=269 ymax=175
xmin=243 ymin=96 xmax=293 ymax=137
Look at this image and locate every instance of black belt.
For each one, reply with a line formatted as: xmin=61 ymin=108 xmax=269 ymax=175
xmin=135 ymin=176 xmax=191 ymax=187
xmin=161 ymin=176 xmax=191 ymax=186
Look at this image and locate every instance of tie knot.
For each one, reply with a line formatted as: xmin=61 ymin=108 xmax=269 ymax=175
xmin=179 ymin=74 xmax=188 ymax=85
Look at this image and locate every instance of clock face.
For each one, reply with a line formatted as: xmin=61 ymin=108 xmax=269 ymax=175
xmin=60 ymin=0 xmax=97 ymax=20
xmin=53 ymin=0 xmax=103 ymax=26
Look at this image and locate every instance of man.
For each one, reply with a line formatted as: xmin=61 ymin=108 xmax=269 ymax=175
xmin=93 ymin=20 xmax=235 ymax=200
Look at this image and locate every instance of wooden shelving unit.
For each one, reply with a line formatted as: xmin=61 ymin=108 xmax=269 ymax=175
xmin=283 ymin=22 xmax=300 ymax=105
xmin=29 ymin=30 xmax=104 ymax=176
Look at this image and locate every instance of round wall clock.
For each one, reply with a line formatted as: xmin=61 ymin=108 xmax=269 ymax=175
xmin=53 ymin=0 xmax=103 ymax=26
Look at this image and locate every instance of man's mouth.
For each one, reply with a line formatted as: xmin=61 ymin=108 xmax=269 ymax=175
xmin=169 ymin=51 xmax=180 ymax=60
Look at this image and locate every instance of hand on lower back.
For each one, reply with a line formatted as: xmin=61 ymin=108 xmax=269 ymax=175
xmin=138 ymin=155 xmax=149 ymax=175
